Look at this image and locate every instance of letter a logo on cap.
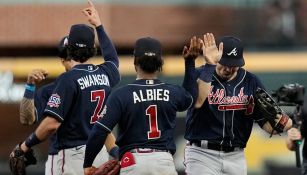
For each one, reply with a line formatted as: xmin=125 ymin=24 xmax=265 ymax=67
xmin=227 ymin=48 xmax=238 ymax=56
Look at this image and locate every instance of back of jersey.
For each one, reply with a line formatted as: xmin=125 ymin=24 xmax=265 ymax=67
xmin=101 ymin=79 xmax=192 ymax=155
xmin=45 ymin=63 xmax=119 ymax=149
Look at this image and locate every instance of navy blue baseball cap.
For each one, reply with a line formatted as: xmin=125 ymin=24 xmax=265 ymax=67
xmin=134 ymin=37 xmax=162 ymax=59
xmin=218 ymin=36 xmax=245 ymax=67
xmin=58 ymin=36 xmax=68 ymax=58
xmin=68 ymin=24 xmax=95 ymax=48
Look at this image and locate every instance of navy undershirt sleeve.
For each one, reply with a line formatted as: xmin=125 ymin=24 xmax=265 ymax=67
xmin=96 ymin=25 xmax=119 ymax=68
xmin=83 ymin=124 xmax=110 ymax=168
xmin=182 ymin=59 xmax=198 ymax=105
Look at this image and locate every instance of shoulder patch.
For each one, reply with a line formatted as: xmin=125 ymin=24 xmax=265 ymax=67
xmin=47 ymin=94 xmax=61 ymax=108
xmin=99 ymin=106 xmax=107 ymax=119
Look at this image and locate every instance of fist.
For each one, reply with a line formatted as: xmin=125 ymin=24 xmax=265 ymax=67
xmin=287 ymin=128 xmax=302 ymax=141
xmin=27 ymin=69 xmax=48 ymax=85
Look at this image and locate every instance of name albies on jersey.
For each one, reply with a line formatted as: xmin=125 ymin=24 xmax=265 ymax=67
xmin=84 ymin=79 xmax=193 ymax=166
xmin=185 ymin=67 xmax=266 ymax=148
xmin=43 ymin=25 xmax=120 ymax=150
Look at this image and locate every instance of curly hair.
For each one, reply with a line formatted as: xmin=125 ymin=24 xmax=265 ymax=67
xmin=134 ymin=55 xmax=163 ymax=73
xmin=67 ymin=45 xmax=97 ymax=63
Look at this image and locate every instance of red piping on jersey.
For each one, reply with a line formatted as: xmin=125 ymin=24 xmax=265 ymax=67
xmin=62 ymin=150 xmax=65 ymax=174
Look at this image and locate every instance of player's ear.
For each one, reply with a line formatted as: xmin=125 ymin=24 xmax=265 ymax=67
xmin=134 ymin=65 xmax=138 ymax=73
xmin=60 ymin=58 xmax=65 ymax=65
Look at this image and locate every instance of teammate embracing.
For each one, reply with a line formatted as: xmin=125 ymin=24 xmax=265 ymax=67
xmin=83 ymin=37 xmax=193 ymax=175
xmin=183 ymin=33 xmax=293 ymax=175
xmin=10 ymin=1 xmax=120 ymax=174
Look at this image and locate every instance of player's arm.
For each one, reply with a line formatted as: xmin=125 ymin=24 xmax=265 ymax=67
xmin=105 ymin=133 xmax=119 ymax=159
xmin=19 ymin=116 xmax=61 ymax=153
xmin=195 ymin=33 xmax=223 ymax=108
xmin=84 ymin=93 xmax=122 ymax=170
xmin=105 ymin=133 xmax=116 ymax=152
xmin=82 ymin=0 xmax=119 ymax=68
xmin=20 ymin=69 xmax=48 ymax=125
xmin=84 ymin=123 xmax=110 ymax=171
xmin=182 ymin=36 xmax=201 ymax=104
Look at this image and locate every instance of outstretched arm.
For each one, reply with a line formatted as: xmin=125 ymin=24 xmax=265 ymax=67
xmin=83 ymin=0 xmax=119 ymax=68
xmin=20 ymin=69 xmax=48 ymax=125
xmin=195 ymin=33 xmax=223 ymax=108
xmin=182 ymin=36 xmax=201 ymax=104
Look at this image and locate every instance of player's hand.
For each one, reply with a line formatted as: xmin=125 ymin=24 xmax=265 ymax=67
xmin=287 ymin=128 xmax=302 ymax=141
xmin=82 ymin=0 xmax=102 ymax=27
xmin=20 ymin=142 xmax=30 ymax=153
xmin=202 ymin=33 xmax=223 ymax=65
xmin=27 ymin=69 xmax=48 ymax=85
xmin=182 ymin=36 xmax=202 ymax=60
xmin=84 ymin=166 xmax=97 ymax=175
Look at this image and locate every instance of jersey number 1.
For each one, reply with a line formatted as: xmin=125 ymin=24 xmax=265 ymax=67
xmin=90 ymin=90 xmax=105 ymax=124
xmin=146 ymin=105 xmax=161 ymax=139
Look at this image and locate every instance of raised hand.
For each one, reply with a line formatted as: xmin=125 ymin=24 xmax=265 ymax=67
xmin=182 ymin=36 xmax=203 ymax=60
xmin=82 ymin=0 xmax=102 ymax=27
xmin=202 ymin=33 xmax=223 ymax=65
xmin=27 ymin=69 xmax=48 ymax=85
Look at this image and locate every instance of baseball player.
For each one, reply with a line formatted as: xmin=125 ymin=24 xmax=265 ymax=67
xmin=83 ymin=37 xmax=193 ymax=175
xmin=19 ymin=36 xmax=117 ymax=174
xmin=18 ymin=36 xmax=71 ymax=175
xmin=13 ymin=1 xmax=120 ymax=174
xmin=183 ymin=33 xmax=293 ymax=175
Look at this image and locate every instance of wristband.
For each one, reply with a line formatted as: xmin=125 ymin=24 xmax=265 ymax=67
xmin=24 ymin=89 xmax=35 ymax=99
xmin=109 ymin=146 xmax=119 ymax=160
xmin=24 ymin=84 xmax=35 ymax=99
xmin=199 ymin=64 xmax=216 ymax=83
xmin=274 ymin=113 xmax=289 ymax=133
xmin=25 ymin=133 xmax=42 ymax=148
xmin=25 ymin=84 xmax=36 ymax=92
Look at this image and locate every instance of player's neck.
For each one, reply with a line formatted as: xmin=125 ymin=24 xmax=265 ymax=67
xmin=136 ymin=71 xmax=158 ymax=80
xmin=227 ymin=71 xmax=238 ymax=81
xmin=70 ymin=59 xmax=92 ymax=68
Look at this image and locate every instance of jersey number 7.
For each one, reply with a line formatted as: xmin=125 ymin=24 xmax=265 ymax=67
xmin=90 ymin=90 xmax=105 ymax=124
xmin=146 ymin=105 xmax=161 ymax=139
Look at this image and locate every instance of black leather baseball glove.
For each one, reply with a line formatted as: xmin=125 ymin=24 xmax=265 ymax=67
xmin=9 ymin=144 xmax=37 ymax=175
xmin=255 ymin=88 xmax=289 ymax=135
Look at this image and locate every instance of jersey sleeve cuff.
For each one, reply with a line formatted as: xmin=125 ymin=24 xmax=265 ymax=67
xmin=96 ymin=121 xmax=112 ymax=132
xmin=44 ymin=109 xmax=64 ymax=122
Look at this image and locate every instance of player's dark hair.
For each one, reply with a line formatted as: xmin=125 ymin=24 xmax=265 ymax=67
xmin=134 ymin=55 xmax=163 ymax=73
xmin=67 ymin=45 xmax=97 ymax=63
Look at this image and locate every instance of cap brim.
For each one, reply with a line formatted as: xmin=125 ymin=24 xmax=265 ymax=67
xmin=219 ymin=57 xmax=245 ymax=67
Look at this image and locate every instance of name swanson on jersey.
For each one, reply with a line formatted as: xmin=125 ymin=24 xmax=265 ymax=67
xmin=77 ymin=74 xmax=110 ymax=90
xmin=133 ymin=89 xmax=170 ymax=104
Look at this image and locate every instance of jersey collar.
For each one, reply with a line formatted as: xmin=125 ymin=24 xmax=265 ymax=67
xmin=133 ymin=79 xmax=162 ymax=85
xmin=72 ymin=64 xmax=97 ymax=71
xmin=214 ymin=68 xmax=245 ymax=84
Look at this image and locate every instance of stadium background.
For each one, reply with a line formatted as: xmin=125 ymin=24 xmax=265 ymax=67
xmin=0 ymin=0 xmax=307 ymax=174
